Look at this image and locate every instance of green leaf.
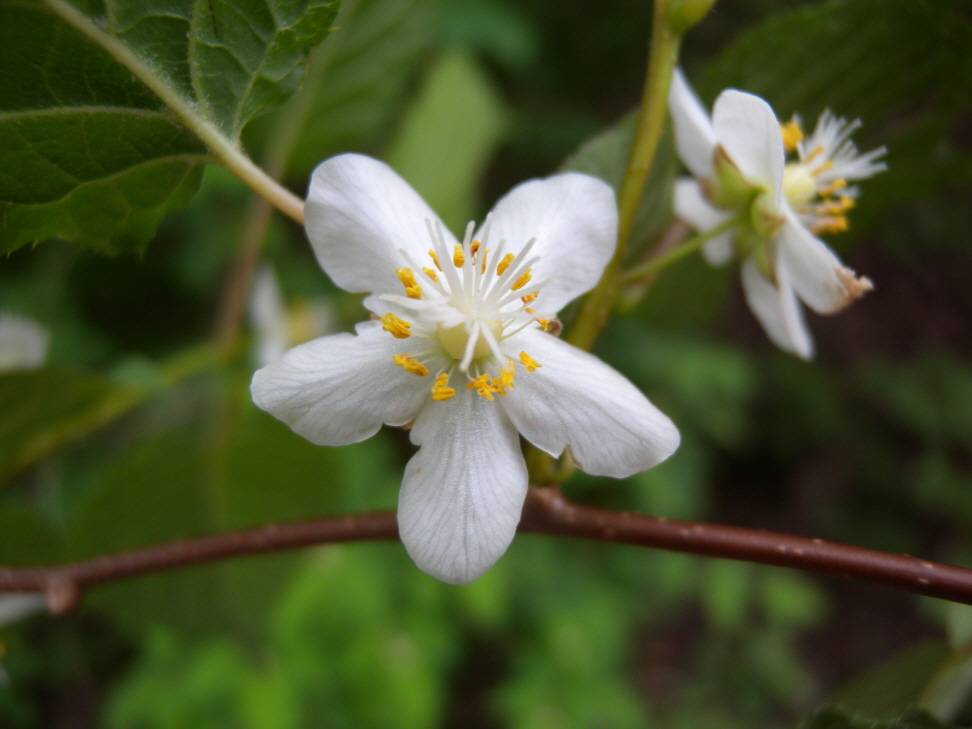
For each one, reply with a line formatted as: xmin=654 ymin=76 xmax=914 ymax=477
xmin=561 ymin=114 xmax=677 ymax=255
xmin=385 ymin=51 xmax=509 ymax=230
xmin=0 ymin=367 xmax=141 ymax=483
xmin=0 ymin=0 xmax=339 ymax=254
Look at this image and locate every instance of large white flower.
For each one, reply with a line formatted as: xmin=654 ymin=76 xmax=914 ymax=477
xmin=251 ymin=154 xmax=680 ymax=584
xmin=668 ymin=70 xmax=886 ymax=359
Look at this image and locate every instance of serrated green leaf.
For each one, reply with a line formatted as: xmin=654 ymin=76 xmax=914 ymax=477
xmin=0 ymin=0 xmax=339 ymax=253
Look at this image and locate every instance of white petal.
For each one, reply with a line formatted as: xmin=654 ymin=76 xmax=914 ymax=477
xmin=740 ymin=259 xmax=813 ymax=360
xmin=669 ymin=69 xmax=717 ymax=179
xmin=777 ymin=212 xmax=873 ymax=314
xmin=477 ymin=172 xmax=617 ymax=314
xmin=304 ymin=154 xmax=456 ymax=296
xmin=251 ymin=321 xmax=429 ymax=446
xmin=673 ymin=178 xmax=734 ymax=265
xmin=0 ymin=312 xmax=48 ymax=372
xmin=398 ymin=388 xmax=528 ymax=584
xmin=501 ymin=329 xmax=680 ymax=478
xmin=712 ymin=90 xmax=784 ymax=204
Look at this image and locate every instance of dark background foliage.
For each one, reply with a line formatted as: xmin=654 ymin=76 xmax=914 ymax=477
xmin=0 ymin=0 xmax=970 ymax=726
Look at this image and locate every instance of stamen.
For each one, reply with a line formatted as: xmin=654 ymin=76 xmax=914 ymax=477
xmin=431 ymin=372 xmax=456 ymax=401
xmin=811 ymin=160 xmax=834 ymax=176
xmin=393 ymin=354 xmax=429 ymax=377
xmin=496 ymin=253 xmax=515 ymax=275
xmin=422 ymin=266 xmax=439 ymax=282
xmin=811 ymin=216 xmax=849 ymax=235
xmin=396 ymin=268 xmax=423 ymax=299
xmin=459 ymin=321 xmax=481 ymax=371
xmin=380 ymin=313 xmax=411 ymax=339
xmin=536 ymin=318 xmax=550 ymax=331
xmin=521 ymin=292 xmax=538 ymax=305
xmin=519 ymin=351 xmax=540 ymax=372
xmin=491 ymin=359 xmax=516 ymax=396
xmin=803 ymin=145 xmax=825 ymax=164
xmin=781 ymin=120 xmax=804 ymax=152
xmin=428 ymin=249 xmax=442 ymax=270
xmin=470 ymin=240 xmax=481 ymax=256
xmin=819 ymin=178 xmax=848 ymax=197
xmin=453 ymin=244 xmax=465 ymax=268
xmin=511 ymin=269 xmax=532 ymax=291
xmin=467 ymin=373 xmax=496 ymax=401
xmin=480 ymin=248 xmax=489 ymax=275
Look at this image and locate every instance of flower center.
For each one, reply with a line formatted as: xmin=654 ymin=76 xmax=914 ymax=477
xmin=782 ymin=162 xmax=817 ymax=208
xmin=437 ymin=321 xmax=502 ymax=361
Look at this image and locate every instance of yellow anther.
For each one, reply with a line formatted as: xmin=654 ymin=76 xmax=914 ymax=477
xmin=431 ymin=372 xmax=456 ymax=401
xmin=496 ymin=253 xmax=515 ymax=275
xmin=396 ymin=268 xmax=423 ymax=298
xmin=536 ymin=318 xmax=550 ymax=331
xmin=521 ymin=292 xmax=538 ymax=304
xmin=524 ymin=307 xmax=536 ymax=314
xmin=453 ymin=244 xmax=465 ymax=268
xmin=393 ymin=354 xmax=429 ymax=377
xmin=467 ymin=373 xmax=496 ymax=401
xmin=428 ymin=249 xmax=442 ymax=270
xmin=519 ymin=351 xmax=540 ymax=373
xmin=422 ymin=266 xmax=439 ymax=282
xmin=780 ymin=120 xmax=804 ymax=152
xmin=470 ymin=240 xmax=481 ymax=256
xmin=819 ymin=178 xmax=848 ymax=197
xmin=480 ymin=248 xmax=489 ymax=274
xmin=380 ymin=313 xmax=412 ymax=339
xmin=803 ymin=145 xmax=825 ymax=164
xmin=492 ymin=360 xmax=516 ymax=396
xmin=511 ymin=269 xmax=532 ymax=291
xmin=822 ymin=196 xmax=855 ymax=215
xmin=811 ymin=216 xmax=849 ymax=235
xmin=811 ymin=160 xmax=834 ymax=176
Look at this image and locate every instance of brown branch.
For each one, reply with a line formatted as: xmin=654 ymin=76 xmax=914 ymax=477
xmin=3 ymin=489 xmax=972 ymax=613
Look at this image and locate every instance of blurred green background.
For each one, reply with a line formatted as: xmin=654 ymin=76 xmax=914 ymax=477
xmin=1 ymin=0 xmax=971 ymax=726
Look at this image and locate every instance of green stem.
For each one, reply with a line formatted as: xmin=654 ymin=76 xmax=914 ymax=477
xmin=43 ymin=0 xmax=305 ymax=225
xmin=621 ymin=217 xmax=738 ymax=285
xmin=566 ymin=0 xmax=681 ymax=352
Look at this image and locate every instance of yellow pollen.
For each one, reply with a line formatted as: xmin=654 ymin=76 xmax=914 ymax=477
xmin=496 ymin=253 xmax=515 ymax=275
xmin=453 ymin=244 xmax=465 ymax=268
xmin=812 ymin=216 xmax=849 ymax=235
xmin=511 ymin=269 xmax=532 ymax=291
xmin=780 ymin=120 xmax=804 ymax=152
xmin=536 ymin=318 xmax=550 ymax=331
xmin=492 ymin=360 xmax=516 ymax=396
xmin=521 ymin=292 xmax=538 ymax=304
xmin=467 ymin=373 xmax=496 ymax=400
xmin=380 ymin=313 xmax=411 ymax=339
xmin=803 ymin=145 xmax=825 ymax=164
xmin=396 ymin=268 xmax=423 ymax=299
xmin=393 ymin=354 xmax=429 ymax=377
xmin=811 ymin=160 xmax=834 ymax=176
xmin=820 ymin=178 xmax=848 ymax=197
xmin=480 ymin=248 xmax=489 ymax=274
xmin=519 ymin=351 xmax=540 ymax=373
xmin=428 ymin=249 xmax=442 ymax=270
xmin=431 ymin=372 xmax=456 ymax=401
xmin=524 ymin=307 xmax=536 ymax=314
xmin=823 ymin=196 xmax=855 ymax=215
xmin=422 ymin=266 xmax=439 ymax=282
xmin=470 ymin=240 xmax=481 ymax=256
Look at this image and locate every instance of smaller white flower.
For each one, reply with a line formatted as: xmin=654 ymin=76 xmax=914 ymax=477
xmin=668 ymin=70 xmax=886 ymax=359
xmin=251 ymin=154 xmax=680 ymax=584
xmin=0 ymin=312 xmax=48 ymax=372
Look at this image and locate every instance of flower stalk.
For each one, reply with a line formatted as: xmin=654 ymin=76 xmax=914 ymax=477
xmin=622 ymin=216 xmax=740 ymax=285
xmin=567 ymin=0 xmax=682 ymax=352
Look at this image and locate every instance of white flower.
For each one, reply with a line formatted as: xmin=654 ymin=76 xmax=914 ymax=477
xmin=0 ymin=312 xmax=48 ymax=372
xmin=249 ymin=264 xmax=336 ymax=366
xmin=668 ymin=70 xmax=886 ymax=359
xmin=251 ymin=154 xmax=680 ymax=584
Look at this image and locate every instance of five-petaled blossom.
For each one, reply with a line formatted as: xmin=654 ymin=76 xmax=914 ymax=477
xmin=251 ymin=154 xmax=681 ymax=584
xmin=668 ymin=70 xmax=887 ymax=359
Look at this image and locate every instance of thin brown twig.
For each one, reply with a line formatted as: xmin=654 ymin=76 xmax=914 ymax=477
xmin=3 ymin=488 xmax=972 ymax=613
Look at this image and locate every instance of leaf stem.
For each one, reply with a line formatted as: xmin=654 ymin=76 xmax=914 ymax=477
xmin=566 ymin=0 xmax=681 ymax=352
xmin=42 ymin=0 xmax=305 ymax=225
xmin=622 ymin=217 xmax=738 ymax=284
